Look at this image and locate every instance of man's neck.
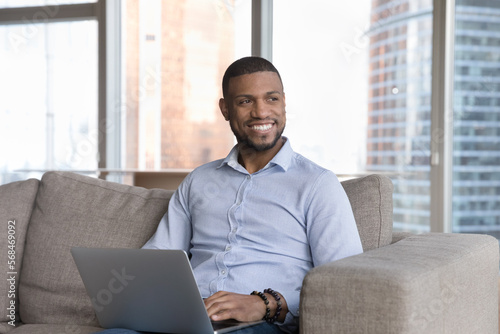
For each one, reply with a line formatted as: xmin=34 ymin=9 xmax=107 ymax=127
xmin=237 ymin=138 xmax=285 ymax=174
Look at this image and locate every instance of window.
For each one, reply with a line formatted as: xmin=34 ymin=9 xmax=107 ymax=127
xmin=274 ymin=0 xmax=434 ymax=233
xmin=0 ymin=2 xmax=98 ymax=184
xmin=273 ymin=0 xmax=370 ymax=175
xmin=118 ymin=0 xmax=250 ymax=175
xmin=0 ymin=0 xmax=250 ymax=185
xmin=1 ymin=0 xmax=499 ymax=240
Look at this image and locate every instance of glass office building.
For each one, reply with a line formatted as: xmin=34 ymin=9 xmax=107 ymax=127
xmin=367 ymin=0 xmax=500 ymax=236
xmin=367 ymin=0 xmax=434 ymax=232
xmin=453 ymin=0 xmax=500 ymax=237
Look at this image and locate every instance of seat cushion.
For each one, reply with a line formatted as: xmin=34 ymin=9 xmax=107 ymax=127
xmin=341 ymin=174 xmax=393 ymax=251
xmin=0 ymin=178 xmax=39 ymax=326
xmin=18 ymin=172 xmax=173 ymax=327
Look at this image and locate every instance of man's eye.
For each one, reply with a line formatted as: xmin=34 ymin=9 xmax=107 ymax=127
xmin=239 ymin=99 xmax=250 ymax=104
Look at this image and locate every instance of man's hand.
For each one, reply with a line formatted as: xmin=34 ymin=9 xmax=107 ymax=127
xmin=204 ymin=291 xmax=266 ymax=322
xmin=204 ymin=291 xmax=288 ymax=323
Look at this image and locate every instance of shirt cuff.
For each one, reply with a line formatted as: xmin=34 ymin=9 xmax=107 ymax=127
xmin=280 ymin=289 xmax=300 ymax=317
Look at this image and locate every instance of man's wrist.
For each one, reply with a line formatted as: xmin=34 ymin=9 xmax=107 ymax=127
xmin=251 ymin=288 xmax=288 ymax=323
xmin=263 ymin=288 xmax=282 ymax=323
xmin=250 ymin=291 xmax=270 ymax=320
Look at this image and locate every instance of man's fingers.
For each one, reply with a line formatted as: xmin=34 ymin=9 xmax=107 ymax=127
xmin=205 ymin=292 xmax=234 ymax=320
xmin=206 ymin=302 xmax=237 ymax=321
xmin=204 ymin=291 xmax=267 ymax=322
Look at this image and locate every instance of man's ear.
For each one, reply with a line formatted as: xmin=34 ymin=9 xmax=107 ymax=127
xmin=219 ymin=98 xmax=229 ymax=121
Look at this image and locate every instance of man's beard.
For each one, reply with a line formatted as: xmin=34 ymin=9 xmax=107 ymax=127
xmin=230 ymin=123 xmax=285 ymax=152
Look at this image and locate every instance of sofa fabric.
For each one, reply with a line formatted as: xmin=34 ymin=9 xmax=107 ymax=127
xmin=17 ymin=172 xmax=173 ymax=328
xmin=341 ymin=174 xmax=393 ymax=251
xmin=300 ymin=233 xmax=499 ymax=334
xmin=0 ymin=179 xmax=39 ymax=325
xmin=6 ymin=324 xmax=103 ymax=334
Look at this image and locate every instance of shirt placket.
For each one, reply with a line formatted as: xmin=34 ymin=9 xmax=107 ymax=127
xmin=213 ymin=173 xmax=252 ymax=293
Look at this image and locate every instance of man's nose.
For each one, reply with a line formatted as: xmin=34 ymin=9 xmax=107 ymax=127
xmin=251 ymin=100 xmax=271 ymax=119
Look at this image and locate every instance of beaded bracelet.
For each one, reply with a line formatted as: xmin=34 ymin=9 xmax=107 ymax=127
xmin=250 ymin=291 xmax=270 ymax=320
xmin=264 ymin=288 xmax=282 ymax=323
xmin=251 ymin=289 xmax=283 ymax=323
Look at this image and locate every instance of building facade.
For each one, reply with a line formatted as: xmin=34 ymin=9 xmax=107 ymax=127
xmin=367 ymin=0 xmax=500 ymax=236
xmin=124 ymin=0 xmax=235 ymax=171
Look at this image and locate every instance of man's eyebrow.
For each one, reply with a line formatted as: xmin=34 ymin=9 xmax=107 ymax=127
xmin=234 ymin=91 xmax=282 ymax=98
xmin=233 ymin=91 xmax=283 ymax=100
xmin=234 ymin=94 xmax=253 ymax=99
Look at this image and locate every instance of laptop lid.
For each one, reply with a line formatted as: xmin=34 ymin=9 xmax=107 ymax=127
xmin=71 ymin=247 xmax=262 ymax=334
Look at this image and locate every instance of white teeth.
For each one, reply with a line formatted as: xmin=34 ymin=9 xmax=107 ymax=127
xmin=252 ymin=124 xmax=272 ymax=131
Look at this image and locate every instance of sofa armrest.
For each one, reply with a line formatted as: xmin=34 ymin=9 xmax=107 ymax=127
xmin=391 ymin=231 xmax=413 ymax=244
xmin=300 ymin=233 xmax=499 ymax=334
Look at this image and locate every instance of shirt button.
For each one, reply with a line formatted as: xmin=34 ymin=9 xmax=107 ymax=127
xmin=226 ymin=245 xmax=232 ymax=251
xmin=247 ymin=175 xmax=251 ymax=180
xmin=221 ymin=270 xmax=226 ymax=275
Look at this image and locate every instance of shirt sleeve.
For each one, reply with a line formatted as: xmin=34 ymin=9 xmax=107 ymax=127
xmin=277 ymin=171 xmax=362 ymax=333
xmin=306 ymin=170 xmax=363 ymax=267
xmin=142 ymin=175 xmax=192 ymax=252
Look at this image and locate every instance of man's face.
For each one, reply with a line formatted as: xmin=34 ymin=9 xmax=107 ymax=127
xmin=220 ymin=71 xmax=286 ymax=152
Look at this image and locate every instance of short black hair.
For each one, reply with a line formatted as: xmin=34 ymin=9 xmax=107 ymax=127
xmin=222 ymin=56 xmax=283 ymax=98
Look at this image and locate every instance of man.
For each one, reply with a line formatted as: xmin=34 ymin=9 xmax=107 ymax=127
xmin=101 ymin=57 xmax=363 ymax=334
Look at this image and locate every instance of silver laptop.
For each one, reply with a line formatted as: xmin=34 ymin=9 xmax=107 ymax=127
xmin=71 ymin=247 xmax=263 ymax=334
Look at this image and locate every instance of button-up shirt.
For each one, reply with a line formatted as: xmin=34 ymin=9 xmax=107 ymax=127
xmin=143 ymin=138 xmax=363 ymax=330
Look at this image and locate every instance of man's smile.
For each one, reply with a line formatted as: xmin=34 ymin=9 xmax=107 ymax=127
xmin=249 ymin=123 xmax=275 ymax=133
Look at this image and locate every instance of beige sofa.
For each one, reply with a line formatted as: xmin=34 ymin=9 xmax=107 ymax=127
xmin=0 ymin=171 xmax=497 ymax=334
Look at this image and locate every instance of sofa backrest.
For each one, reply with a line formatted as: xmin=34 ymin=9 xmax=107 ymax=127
xmin=0 ymin=178 xmax=39 ymax=325
xmin=17 ymin=171 xmax=173 ymax=327
xmin=341 ymin=174 xmax=394 ymax=252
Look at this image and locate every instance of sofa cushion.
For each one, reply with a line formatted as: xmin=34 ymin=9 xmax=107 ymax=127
xmin=18 ymin=171 xmax=173 ymax=327
xmin=0 ymin=178 xmax=39 ymax=327
xmin=341 ymin=174 xmax=393 ymax=251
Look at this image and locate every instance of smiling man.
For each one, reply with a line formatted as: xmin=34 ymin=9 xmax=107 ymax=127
xmin=112 ymin=57 xmax=363 ymax=334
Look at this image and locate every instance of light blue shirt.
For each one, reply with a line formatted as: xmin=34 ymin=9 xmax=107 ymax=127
xmin=143 ymin=138 xmax=363 ymax=330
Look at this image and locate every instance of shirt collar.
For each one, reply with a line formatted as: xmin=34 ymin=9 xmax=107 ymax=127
xmin=218 ymin=137 xmax=293 ymax=173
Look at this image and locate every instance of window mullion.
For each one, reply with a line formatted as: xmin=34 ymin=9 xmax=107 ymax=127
xmin=96 ymin=0 xmax=107 ymax=175
xmin=251 ymin=0 xmax=273 ymax=61
xmin=102 ymin=0 xmax=121 ymax=181
xmin=430 ymin=0 xmax=456 ymax=233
